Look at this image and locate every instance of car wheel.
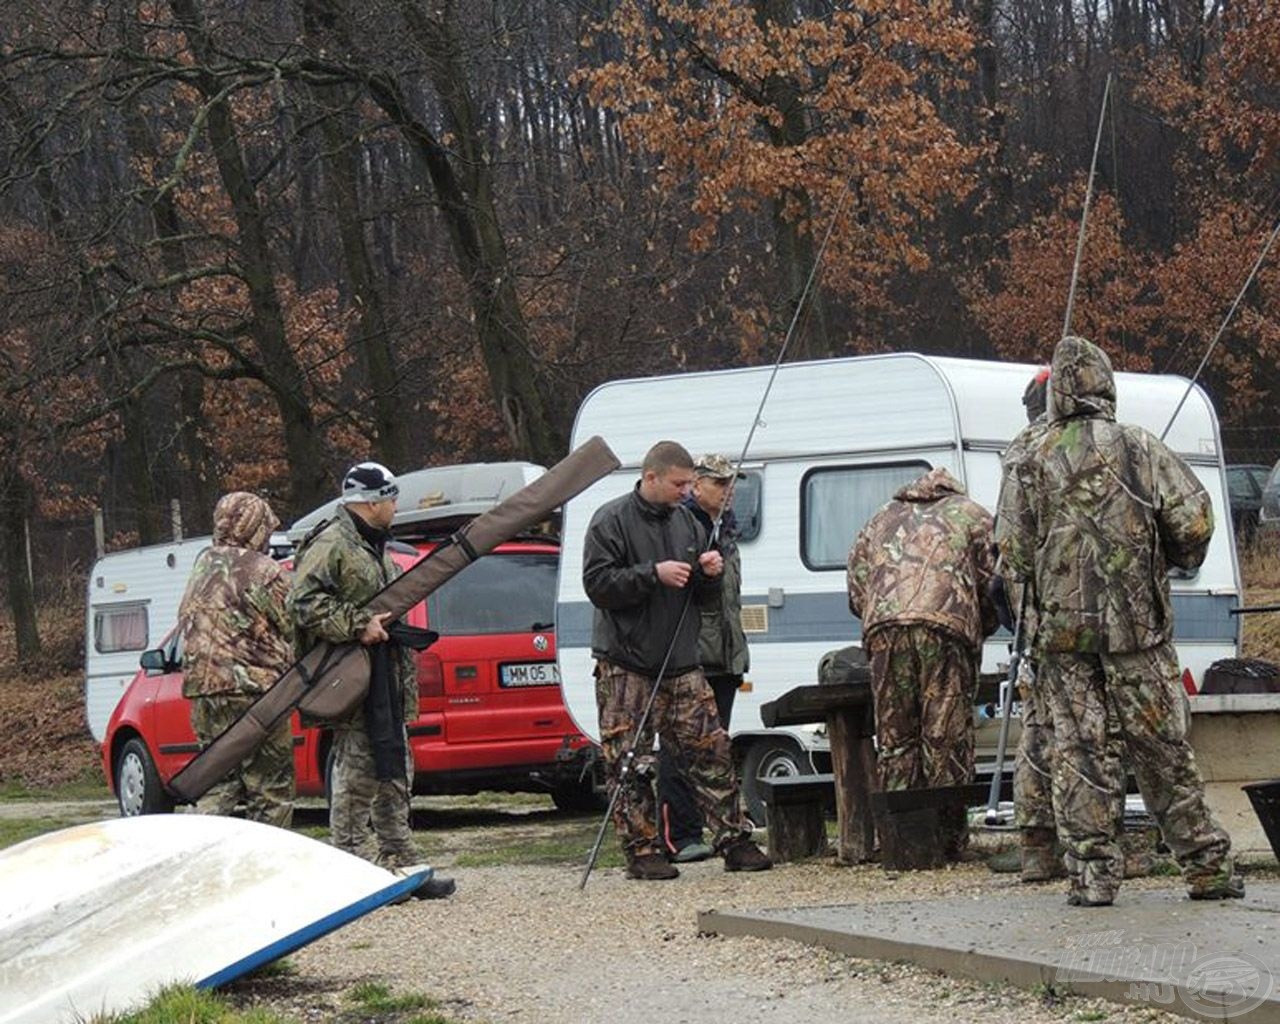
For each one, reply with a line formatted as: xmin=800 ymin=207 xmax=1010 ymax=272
xmin=115 ymin=737 xmax=176 ymax=817
xmin=740 ymin=737 xmax=811 ymax=827
xmin=551 ymin=777 xmax=606 ymax=813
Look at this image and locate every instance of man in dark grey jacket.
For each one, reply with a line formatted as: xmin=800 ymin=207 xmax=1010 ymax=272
xmin=658 ymin=453 xmax=750 ymax=862
xmin=584 ymin=440 xmax=769 ymax=880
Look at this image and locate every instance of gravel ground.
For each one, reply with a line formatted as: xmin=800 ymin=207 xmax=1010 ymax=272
xmin=240 ymin=849 xmax=1189 ymax=1024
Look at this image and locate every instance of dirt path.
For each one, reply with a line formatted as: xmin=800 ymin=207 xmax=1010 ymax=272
xmin=217 ymin=798 xmax=1185 ymax=1024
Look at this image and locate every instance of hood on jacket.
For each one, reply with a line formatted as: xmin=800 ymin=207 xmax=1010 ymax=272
xmin=212 ymin=492 xmax=279 ymax=552
xmin=1050 ymin=335 xmax=1116 ymax=423
xmin=895 ymin=466 xmax=966 ymax=503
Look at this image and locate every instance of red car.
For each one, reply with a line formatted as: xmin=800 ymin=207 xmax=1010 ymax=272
xmin=102 ymin=538 xmax=600 ymax=816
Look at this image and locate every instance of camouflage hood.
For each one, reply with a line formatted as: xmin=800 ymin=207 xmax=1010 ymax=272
xmin=1050 ymin=335 xmax=1116 ymax=423
xmin=895 ymin=467 xmax=966 ymax=503
xmin=212 ymin=492 xmax=279 ymax=552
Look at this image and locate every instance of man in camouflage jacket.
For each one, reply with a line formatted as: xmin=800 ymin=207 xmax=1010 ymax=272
xmin=657 ymin=453 xmax=751 ymax=862
xmin=178 ymin=491 xmax=294 ymax=827
xmin=997 ymin=335 xmax=1239 ymax=905
xmin=848 ymin=466 xmax=997 ymax=856
xmin=289 ymin=462 xmax=453 ymax=898
xmin=996 ymin=369 xmax=1062 ymax=881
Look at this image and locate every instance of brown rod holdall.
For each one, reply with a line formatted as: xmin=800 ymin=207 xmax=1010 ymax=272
xmin=166 ymin=436 xmax=621 ymax=805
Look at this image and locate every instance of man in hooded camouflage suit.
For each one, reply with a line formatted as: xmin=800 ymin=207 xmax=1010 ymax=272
xmin=177 ymin=491 xmax=294 ymax=827
xmin=848 ymin=466 xmax=998 ymax=856
xmin=997 ymin=335 xmax=1240 ymax=905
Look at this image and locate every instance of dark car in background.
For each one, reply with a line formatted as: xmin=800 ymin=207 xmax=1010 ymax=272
xmin=1256 ymin=461 xmax=1280 ymax=538
xmin=1227 ymin=463 xmax=1271 ymax=541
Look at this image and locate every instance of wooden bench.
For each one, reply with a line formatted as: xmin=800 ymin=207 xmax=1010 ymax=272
xmin=759 ymin=773 xmax=835 ymax=862
xmin=760 ymin=670 xmax=1011 ymax=869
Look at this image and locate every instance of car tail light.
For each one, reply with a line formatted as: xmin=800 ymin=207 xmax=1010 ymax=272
xmin=1181 ymin=667 xmax=1198 ymax=696
xmin=418 ymin=652 xmax=444 ymax=699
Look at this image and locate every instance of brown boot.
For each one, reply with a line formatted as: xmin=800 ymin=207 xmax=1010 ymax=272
xmin=723 ymin=838 xmax=773 ymax=872
xmin=626 ymin=852 xmax=679 ymax=881
xmin=1021 ymin=827 xmax=1067 ymax=883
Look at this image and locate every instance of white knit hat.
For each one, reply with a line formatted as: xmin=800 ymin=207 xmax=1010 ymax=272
xmin=339 ymin=461 xmax=399 ymax=504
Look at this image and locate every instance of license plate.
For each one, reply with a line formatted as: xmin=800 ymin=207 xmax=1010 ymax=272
xmin=500 ymin=662 xmax=561 ymax=688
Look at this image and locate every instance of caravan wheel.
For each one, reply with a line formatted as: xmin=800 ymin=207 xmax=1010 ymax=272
xmin=115 ymin=738 xmax=176 ymax=817
xmin=740 ymin=737 xmax=810 ymax=827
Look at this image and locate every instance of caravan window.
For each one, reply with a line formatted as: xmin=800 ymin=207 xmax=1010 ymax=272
xmin=728 ymin=472 xmax=762 ymax=542
xmin=801 ymin=462 xmax=931 ymax=570
xmin=93 ymin=602 xmax=149 ymax=653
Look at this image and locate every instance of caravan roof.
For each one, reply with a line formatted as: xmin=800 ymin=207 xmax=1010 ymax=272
xmin=570 ymin=353 xmax=1221 ymax=466
xmin=288 ymin=462 xmax=547 ymax=541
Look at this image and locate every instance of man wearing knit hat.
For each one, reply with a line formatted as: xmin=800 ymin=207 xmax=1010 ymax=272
xmin=290 ymin=461 xmax=455 ymax=899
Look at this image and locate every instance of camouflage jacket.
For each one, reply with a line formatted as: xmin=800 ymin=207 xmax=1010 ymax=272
xmin=288 ymin=506 xmax=416 ymax=725
xmin=995 ymin=414 xmax=1050 ymax=642
xmin=847 ymin=467 xmax=998 ymax=650
xmin=179 ymin=493 xmax=292 ymax=698
xmin=996 ymin=336 xmax=1213 ymax=655
xmin=685 ymin=498 xmax=750 ymax=676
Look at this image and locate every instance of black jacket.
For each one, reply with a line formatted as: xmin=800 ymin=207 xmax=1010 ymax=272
xmin=583 ymin=485 xmax=718 ymax=677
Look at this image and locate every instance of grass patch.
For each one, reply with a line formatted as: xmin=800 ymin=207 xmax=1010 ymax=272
xmin=90 ymin=983 xmax=290 ymax=1023
xmin=247 ymin=958 xmax=296 ymax=979
xmin=453 ymin=826 xmax=623 ymax=869
xmin=347 ymin=981 xmax=434 ymax=1013
xmin=0 ymin=768 xmax=111 ymax=802
xmin=0 ymin=816 xmax=82 ymax=851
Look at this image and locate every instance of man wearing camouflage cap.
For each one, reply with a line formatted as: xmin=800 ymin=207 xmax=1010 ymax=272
xmin=997 ymin=335 xmax=1240 ymax=905
xmin=177 ymin=491 xmax=294 ymax=827
xmin=657 ymin=453 xmax=750 ymax=862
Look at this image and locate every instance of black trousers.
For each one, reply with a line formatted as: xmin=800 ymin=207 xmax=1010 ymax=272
xmin=657 ymin=673 xmax=739 ymax=852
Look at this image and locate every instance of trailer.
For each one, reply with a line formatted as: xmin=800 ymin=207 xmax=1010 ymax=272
xmin=554 ymin=352 xmax=1242 ymax=820
xmin=85 ymin=538 xmax=212 ymax=742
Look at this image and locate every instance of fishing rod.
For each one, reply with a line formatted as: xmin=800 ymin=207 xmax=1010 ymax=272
xmin=1063 ymin=73 xmax=1112 ymax=339
xmin=985 ymin=77 xmax=1114 ymax=825
xmin=1160 ymin=216 xmax=1280 ymax=441
xmin=579 ymin=186 xmax=851 ymax=890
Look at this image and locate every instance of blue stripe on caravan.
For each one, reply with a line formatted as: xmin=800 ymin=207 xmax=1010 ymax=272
xmin=556 ymin=592 xmax=1237 ymax=647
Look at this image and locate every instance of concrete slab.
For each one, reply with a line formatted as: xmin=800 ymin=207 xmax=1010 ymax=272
xmin=699 ymin=882 xmax=1280 ymax=1022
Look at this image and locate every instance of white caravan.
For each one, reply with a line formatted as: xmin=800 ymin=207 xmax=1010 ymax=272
xmin=554 ymin=353 xmax=1242 ymax=818
xmin=85 ymin=537 xmax=212 ymax=741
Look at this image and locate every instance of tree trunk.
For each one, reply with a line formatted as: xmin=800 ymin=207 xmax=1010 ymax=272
xmin=364 ymin=0 xmax=563 ymax=463
xmin=169 ymin=0 xmax=332 ymax=515
xmin=310 ymin=81 xmax=411 ymax=469
xmin=0 ymin=444 xmax=41 ymax=662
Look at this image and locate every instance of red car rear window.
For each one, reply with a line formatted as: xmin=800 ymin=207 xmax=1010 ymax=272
xmin=426 ymin=552 xmax=558 ymax=635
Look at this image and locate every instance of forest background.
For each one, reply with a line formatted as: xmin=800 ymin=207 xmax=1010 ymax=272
xmin=0 ymin=0 xmax=1276 ymax=663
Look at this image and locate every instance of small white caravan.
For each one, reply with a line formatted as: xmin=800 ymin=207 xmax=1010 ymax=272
xmin=554 ymin=353 xmax=1242 ymax=817
xmin=84 ymin=538 xmax=211 ymax=742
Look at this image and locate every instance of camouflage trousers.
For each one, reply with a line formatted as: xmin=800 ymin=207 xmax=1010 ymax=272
xmin=865 ymin=624 xmax=979 ymax=791
xmin=1013 ymin=665 xmax=1055 ymax=831
xmin=329 ymin=725 xmax=420 ymax=869
xmin=595 ymin=659 xmax=752 ymax=857
xmin=1040 ymin=642 xmax=1233 ymax=902
xmin=190 ymin=695 xmax=294 ymax=829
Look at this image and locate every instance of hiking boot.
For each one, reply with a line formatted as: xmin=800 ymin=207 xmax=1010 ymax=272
xmin=627 ymin=852 xmax=680 ymax=881
xmin=412 ymin=875 xmax=456 ymax=899
xmin=1021 ymin=829 xmax=1067 ymax=883
xmin=722 ymin=839 xmax=772 ymax=873
xmin=672 ymin=842 xmax=714 ymax=864
xmin=1189 ymin=875 xmax=1245 ymax=901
